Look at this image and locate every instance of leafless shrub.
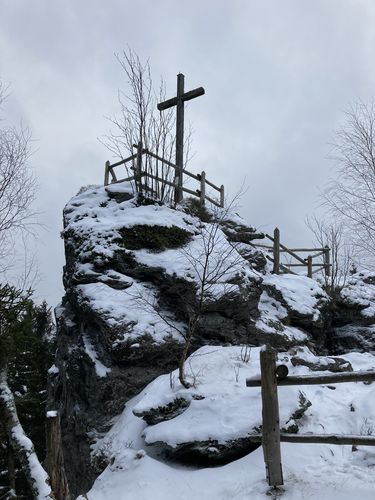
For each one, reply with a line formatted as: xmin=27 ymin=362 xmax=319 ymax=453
xmin=306 ymin=215 xmax=355 ymax=291
xmin=129 ymin=199 xmax=246 ymax=389
xmin=101 ymin=49 xmax=193 ymax=204
xmin=240 ymin=344 xmax=251 ymax=363
xmin=324 ymin=101 xmax=375 ymax=266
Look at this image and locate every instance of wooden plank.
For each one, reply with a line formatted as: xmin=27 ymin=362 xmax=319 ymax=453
xmin=204 ymin=177 xmax=221 ymax=191
xmin=307 ymin=250 xmax=325 ymax=259
xmin=175 ymin=73 xmax=184 ymax=204
xmin=253 ymin=244 xmax=274 ymax=250
xmin=46 ymin=412 xmax=71 ymax=500
xmin=108 ymin=153 xmax=138 ymax=169
xmin=324 ymin=246 xmax=331 ymax=278
xmin=287 ymin=263 xmax=325 ymax=267
xmin=279 ymin=433 xmax=375 ymax=446
xmin=307 ymin=255 xmax=313 ymax=278
xmin=204 ymin=194 xmax=221 ymax=207
xmin=104 ymin=161 xmax=110 ymax=186
xmin=260 ymin=345 xmax=283 ymax=487
xmin=279 ymin=248 xmax=326 ymax=253
xmin=246 ymin=370 xmax=375 ymax=387
xmin=273 ymin=228 xmax=280 ymax=274
xmin=109 ymin=166 xmax=117 ymax=183
xmin=157 ymin=96 xmax=178 ymax=111
xmin=279 ymin=264 xmax=298 ymax=275
xmin=244 ymin=434 xmax=375 ymax=446
xmin=143 ymin=172 xmax=199 ymax=197
xmin=220 ymin=185 xmax=224 ymax=207
xmin=200 ymin=171 xmax=206 ymax=206
xmin=182 ymin=86 xmax=205 ymax=102
xmin=266 ymin=234 xmax=317 ymax=265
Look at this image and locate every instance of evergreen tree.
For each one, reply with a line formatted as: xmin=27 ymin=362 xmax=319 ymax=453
xmin=0 ymin=286 xmax=55 ymax=498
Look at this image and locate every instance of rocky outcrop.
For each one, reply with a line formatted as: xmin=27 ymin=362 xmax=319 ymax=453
xmin=51 ymin=183 xmax=375 ymax=495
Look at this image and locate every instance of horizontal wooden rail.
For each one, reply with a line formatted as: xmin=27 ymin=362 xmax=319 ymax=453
xmin=105 ymin=144 xmax=224 ymax=207
xmin=246 ymin=369 xmax=375 ymax=387
xmin=280 ymin=248 xmax=326 ymax=253
xmin=245 ymin=433 xmax=375 ymax=446
xmin=204 ymin=177 xmax=221 ymax=192
xmin=110 ymin=152 xmax=138 ymax=168
xmin=266 ymin=234 xmax=307 ymax=265
xmin=286 ymin=263 xmax=331 ymax=268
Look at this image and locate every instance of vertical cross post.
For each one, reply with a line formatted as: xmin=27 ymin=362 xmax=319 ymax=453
xmin=157 ymin=74 xmax=205 ymax=205
xmin=260 ymin=345 xmax=283 ymax=487
xmin=175 ymin=73 xmax=184 ymax=204
xmin=273 ymin=227 xmax=280 ymax=274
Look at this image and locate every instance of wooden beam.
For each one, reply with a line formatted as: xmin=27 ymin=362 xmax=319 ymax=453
xmin=104 ymin=161 xmax=110 ymax=186
xmin=244 ymin=433 xmax=375 ymax=447
xmin=324 ymin=246 xmax=331 ymax=278
xmin=279 ymin=248 xmax=326 ymax=253
xmin=246 ymin=370 xmax=375 ymax=387
xmin=260 ymin=345 xmax=283 ymax=487
xmin=279 ymin=433 xmax=375 ymax=446
xmin=273 ymin=228 xmax=280 ymax=274
xmin=204 ymin=177 xmax=221 ymax=191
xmin=204 ymin=194 xmax=221 ymax=207
xmin=46 ymin=412 xmax=71 ymax=500
xmin=200 ymin=171 xmax=206 ymax=206
xmin=108 ymin=152 xmax=138 ymax=169
xmin=182 ymin=86 xmax=205 ymax=102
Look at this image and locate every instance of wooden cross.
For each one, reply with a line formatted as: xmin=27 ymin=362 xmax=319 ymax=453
xmin=157 ymin=73 xmax=205 ymax=204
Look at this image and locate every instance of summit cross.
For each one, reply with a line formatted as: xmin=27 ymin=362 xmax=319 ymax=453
xmin=157 ymin=73 xmax=205 ymax=203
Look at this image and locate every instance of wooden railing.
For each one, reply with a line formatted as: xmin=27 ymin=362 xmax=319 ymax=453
xmin=253 ymin=227 xmax=331 ymax=279
xmin=245 ymin=345 xmax=375 ymax=487
xmin=104 ymin=142 xmax=224 ymax=208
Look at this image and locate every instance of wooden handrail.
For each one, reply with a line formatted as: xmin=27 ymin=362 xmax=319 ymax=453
xmin=246 ymin=369 xmax=375 ymax=387
xmin=245 ymin=433 xmax=375 ymax=446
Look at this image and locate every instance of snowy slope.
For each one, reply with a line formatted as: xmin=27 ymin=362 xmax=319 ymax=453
xmin=80 ymin=346 xmax=375 ymax=500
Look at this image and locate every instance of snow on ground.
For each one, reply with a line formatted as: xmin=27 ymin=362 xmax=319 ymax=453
xmin=340 ymin=271 xmax=375 ymax=318
xmin=76 ymin=281 xmax=185 ymax=345
xmin=256 ymin=290 xmax=308 ymax=342
xmin=262 ymin=274 xmax=328 ymax=321
xmin=81 ymin=346 xmax=375 ymax=500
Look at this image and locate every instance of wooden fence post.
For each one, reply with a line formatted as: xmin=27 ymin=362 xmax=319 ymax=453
xmin=200 ymin=171 xmax=206 ymax=206
xmin=260 ymin=345 xmax=283 ymax=487
xmin=46 ymin=412 xmax=71 ymax=500
xmin=104 ymin=161 xmax=110 ymax=186
xmin=307 ymin=255 xmax=313 ymax=278
xmin=136 ymin=141 xmax=143 ymax=194
xmin=273 ymin=228 xmax=280 ymax=274
xmin=220 ymin=185 xmax=225 ymax=208
xmin=7 ymin=437 xmax=15 ymax=493
xmin=324 ymin=246 xmax=331 ymax=278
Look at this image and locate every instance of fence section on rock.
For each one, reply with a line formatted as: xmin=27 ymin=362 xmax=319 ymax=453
xmin=104 ymin=142 xmax=224 ymax=208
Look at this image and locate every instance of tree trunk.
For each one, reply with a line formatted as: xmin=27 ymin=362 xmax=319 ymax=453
xmin=46 ymin=412 xmax=71 ymax=500
xmin=0 ymin=370 xmax=55 ymax=499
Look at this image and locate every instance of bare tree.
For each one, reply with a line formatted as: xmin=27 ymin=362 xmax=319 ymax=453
xmin=101 ymin=49 xmax=192 ymax=204
xmin=324 ymin=101 xmax=375 ymax=264
xmin=306 ymin=216 xmax=355 ymax=291
xmin=0 ymin=83 xmax=36 ymax=278
xmin=131 ymin=202 xmax=245 ymax=388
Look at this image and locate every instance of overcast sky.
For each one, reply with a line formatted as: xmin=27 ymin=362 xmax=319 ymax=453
xmin=1 ymin=0 xmax=375 ymax=306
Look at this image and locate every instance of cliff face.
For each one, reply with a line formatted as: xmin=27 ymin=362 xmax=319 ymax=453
xmin=50 ymin=183 xmax=375 ymax=496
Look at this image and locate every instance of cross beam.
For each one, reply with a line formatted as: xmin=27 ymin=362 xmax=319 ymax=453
xmin=157 ymin=73 xmax=205 ymax=204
